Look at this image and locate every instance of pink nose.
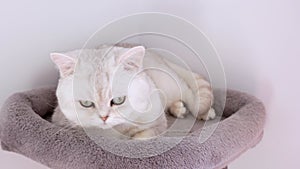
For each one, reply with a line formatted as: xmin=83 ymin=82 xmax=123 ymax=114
xmin=100 ymin=116 xmax=109 ymax=122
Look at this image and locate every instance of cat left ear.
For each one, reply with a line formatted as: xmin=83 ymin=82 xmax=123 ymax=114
xmin=50 ymin=53 xmax=76 ymax=77
xmin=117 ymin=46 xmax=145 ymax=71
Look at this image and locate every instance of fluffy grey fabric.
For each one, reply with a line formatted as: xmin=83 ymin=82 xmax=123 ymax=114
xmin=0 ymin=86 xmax=265 ymax=169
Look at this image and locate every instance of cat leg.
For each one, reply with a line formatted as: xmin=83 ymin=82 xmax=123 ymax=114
xmin=164 ymin=61 xmax=215 ymax=120
xmin=198 ymin=108 xmax=216 ymax=120
xmin=168 ymin=100 xmax=188 ymax=118
xmin=193 ymin=75 xmax=215 ymax=120
xmin=132 ymin=129 xmax=157 ymax=140
xmin=181 ymin=74 xmax=215 ymax=121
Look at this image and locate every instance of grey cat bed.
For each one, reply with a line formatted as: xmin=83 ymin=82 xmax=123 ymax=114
xmin=0 ymin=86 xmax=265 ymax=169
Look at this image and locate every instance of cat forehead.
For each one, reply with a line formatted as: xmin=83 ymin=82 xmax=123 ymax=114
xmin=67 ymin=49 xmax=118 ymax=74
xmin=95 ymin=71 xmax=110 ymax=83
xmin=66 ymin=46 xmax=126 ymax=59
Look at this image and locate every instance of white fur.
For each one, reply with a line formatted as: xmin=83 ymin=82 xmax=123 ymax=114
xmin=51 ymin=45 xmax=214 ymax=139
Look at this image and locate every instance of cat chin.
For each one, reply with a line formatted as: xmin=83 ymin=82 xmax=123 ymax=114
xmin=79 ymin=122 xmax=119 ymax=130
xmin=97 ymin=125 xmax=113 ymax=129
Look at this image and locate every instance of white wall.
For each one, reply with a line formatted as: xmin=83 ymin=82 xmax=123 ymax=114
xmin=0 ymin=0 xmax=299 ymax=168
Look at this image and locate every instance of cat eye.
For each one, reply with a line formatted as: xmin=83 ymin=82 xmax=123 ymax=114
xmin=79 ymin=100 xmax=95 ymax=108
xmin=110 ymin=96 xmax=126 ymax=106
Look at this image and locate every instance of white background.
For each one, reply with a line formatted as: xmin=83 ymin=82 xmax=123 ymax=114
xmin=0 ymin=0 xmax=299 ymax=168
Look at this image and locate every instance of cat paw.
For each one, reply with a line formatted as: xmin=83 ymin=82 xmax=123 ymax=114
xmin=199 ymin=108 xmax=216 ymax=121
xmin=169 ymin=100 xmax=188 ymax=118
xmin=132 ymin=130 xmax=156 ymax=140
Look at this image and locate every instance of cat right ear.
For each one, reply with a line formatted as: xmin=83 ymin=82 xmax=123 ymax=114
xmin=117 ymin=46 xmax=145 ymax=71
xmin=50 ymin=53 xmax=76 ymax=77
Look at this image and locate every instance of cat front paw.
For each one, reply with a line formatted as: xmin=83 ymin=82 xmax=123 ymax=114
xmin=132 ymin=129 xmax=156 ymax=140
xmin=168 ymin=100 xmax=188 ymax=118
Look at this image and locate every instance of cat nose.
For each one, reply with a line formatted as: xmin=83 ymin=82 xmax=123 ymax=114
xmin=100 ymin=115 xmax=109 ymax=122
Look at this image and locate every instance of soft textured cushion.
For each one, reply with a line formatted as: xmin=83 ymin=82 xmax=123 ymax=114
xmin=0 ymin=86 xmax=265 ymax=169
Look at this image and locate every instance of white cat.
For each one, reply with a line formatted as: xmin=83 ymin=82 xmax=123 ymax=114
xmin=51 ymin=45 xmax=215 ymax=139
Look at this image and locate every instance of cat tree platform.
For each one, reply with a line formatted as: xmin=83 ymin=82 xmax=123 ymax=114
xmin=0 ymin=86 xmax=265 ymax=169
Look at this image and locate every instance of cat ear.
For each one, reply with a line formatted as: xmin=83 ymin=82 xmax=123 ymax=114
xmin=50 ymin=53 xmax=76 ymax=77
xmin=117 ymin=46 xmax=145 ymax=71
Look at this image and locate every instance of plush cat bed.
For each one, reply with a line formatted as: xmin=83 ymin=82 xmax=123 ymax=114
xmin=0 ymin=86 xmax=265 ymax=169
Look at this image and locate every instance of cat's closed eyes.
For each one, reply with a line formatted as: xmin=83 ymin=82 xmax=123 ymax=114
xmin=51 ymin=45 xmax=215 ymax=139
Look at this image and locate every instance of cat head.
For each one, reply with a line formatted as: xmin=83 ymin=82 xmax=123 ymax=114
xmin=51 ymin=46 xmax=158 ymax=129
